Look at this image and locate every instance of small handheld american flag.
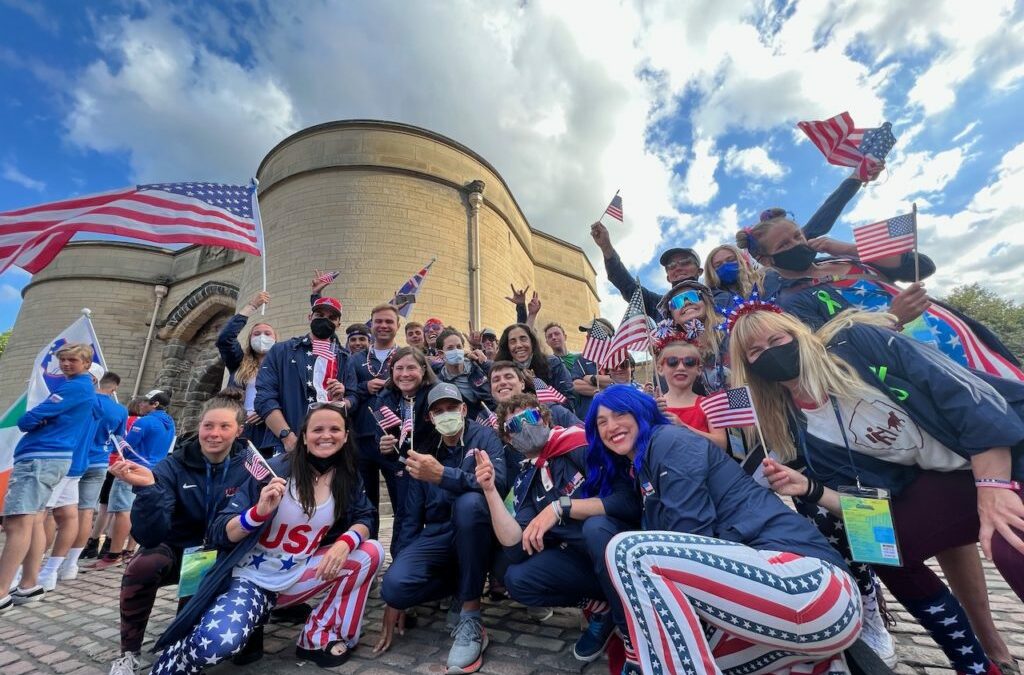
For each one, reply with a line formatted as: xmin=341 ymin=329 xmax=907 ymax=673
xmin=477 ymin=403 xmax=498 ymax=430
xmin=852 ymin=213 xmax=915 ymax=263
xmin=316 ymin=270 xmax=340 ymax=285
xmin=600 ymin=285 xmax=651 ymax=369
xmin=244 ymin=442 xmax=278 ymax=481
xmin=535 ymin=385 xmax=567 ymax=405
xmin=373 ymin=406 xmax=402 ymax=430
xmin=109 ymin=433 xmax=149 ymax=466
xmin=603 ymin=192 xmax=623 ymax=222
xmin=581 ymin=319 xmax=613 ymax=365
xmin=398 ymin=402 xmax=414 ymax=448
xmin=699 ymin=386 xmax=758 ymax=428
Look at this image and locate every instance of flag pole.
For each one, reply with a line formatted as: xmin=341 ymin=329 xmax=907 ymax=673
xmin=911 ymin=202 xmax=919 ymax=284
xmin=246 ymin=441 xmax=278 ymax=479
xmin=634 ymin=276 xmax=661 ymax=395
xmin=251 ymin=178 xmax=268 ymax=316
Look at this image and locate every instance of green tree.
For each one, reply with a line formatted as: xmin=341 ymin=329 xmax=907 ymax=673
xmin=941 ymin=284 xmax=1024 ymax=361
xmin=0 ymin=330 xmax=9 ymax=361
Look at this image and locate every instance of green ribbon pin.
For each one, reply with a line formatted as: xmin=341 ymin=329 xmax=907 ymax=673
xmin=815 ymin=290 xmax=842 ymax=316
xmin=869 ymin=365 xmax=909 ymax=401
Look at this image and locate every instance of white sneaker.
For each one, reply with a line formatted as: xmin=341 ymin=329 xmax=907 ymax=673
xmin=57 ymin=562 xmax=78 ymax=581
xmin=860 ymin=587 xmax=898 ymax=668
xmin=109 ymin=651 xmax=141 ymax=675
xmin=39 ymin=571 xmax=58 ymax=592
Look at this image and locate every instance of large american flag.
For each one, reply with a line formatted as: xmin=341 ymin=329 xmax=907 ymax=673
xmin=603 ymin=192 xmax=623 ymax=222
xmin=797 ymin=112 xmax=895 ymax=181
xmin=699 ymin=386 xmax=759 ymax=428
xmin=853 ymin=213 xmax=916 ymax=262
xmin=390 ymin=257 xmax=436 ymax=318
xmin=600 ymin=286 xmax=651 ymax=369
xmin=0 ymin=182 xmax=261 ymax=274
xmin=581 ymin=319 xmax=613 ymax=365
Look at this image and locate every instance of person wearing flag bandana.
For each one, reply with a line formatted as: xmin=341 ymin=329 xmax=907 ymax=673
xmin=587 ymin=385 xmax=859 ymax=675
xmin=376 ymin=383 xmax=506 ymax=675
xmin=476 ymin=393 xmax=640 ymax=664
xmin=255 ymin=296 xmax=351 ymax=454
xmin=103 ymin=390 xmax=252 ymax=675
xmin=152 ymin=402 xmax=382 ymax=673
xmin=729 ymin=305 xmax=1024 ymax=675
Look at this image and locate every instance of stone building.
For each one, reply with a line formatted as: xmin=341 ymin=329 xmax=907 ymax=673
xmin=0 ymin=120 xmax=600 ymax=433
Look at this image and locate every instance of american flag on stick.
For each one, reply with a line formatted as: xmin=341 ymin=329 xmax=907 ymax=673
xmin=316 ymin=270 xmax=340 ymax=285
xmin=109 ymin=433 xmax=149 ymax=466
xmin=603 ymin=192 xmax=623 ymax=222
xmin=699 ymin=387 xmax=758 ymax=428
xmin=599 ymin=286 xmax=651 ymax=369
xmin=373 ymin=406 xmax=402 ymax=430
xmin=390 ymin=257 xmax=436 ymax=318
xmin=581 ymin=319 xmax=613 ymax=365
xmin=244 ymin=442 xmax=278 ymax=480
xmin=1 ymin=182 xmax=261 ymax=274
xmin=535 ymin=384 xmax=567 ymax=405
xmin=398 ymin=402 xmax=414 ymax=448
xmin=852 ymin=213 xmax=915 ymax=263
xmin=797 ymin=112 xmax=895 ymax=181
xmin=477 ymin=403 xmax=498 ymax=430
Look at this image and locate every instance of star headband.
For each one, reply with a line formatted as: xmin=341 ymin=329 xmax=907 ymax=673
xmin=651 ymin=319 xmax=705 ymax=353
xmin=718 ymin=286 xmax=784 ymax=335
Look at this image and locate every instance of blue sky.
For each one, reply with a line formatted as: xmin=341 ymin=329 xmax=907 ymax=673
xmin=2 ymin=0 xmax=1023 ymax=330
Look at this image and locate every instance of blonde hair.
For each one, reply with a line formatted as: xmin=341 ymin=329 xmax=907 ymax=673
xmin=728 ymin=309 xmax=881 ymax=461
xmin=235 ymin=323 xmax=276 ymax=386
xmin=703 ymin=244 xmax=764 ymax=297
xmin=55 ymin=343 xmax=94 ymax=363
xmin=679 ymin=298 xmax=724 ymax=360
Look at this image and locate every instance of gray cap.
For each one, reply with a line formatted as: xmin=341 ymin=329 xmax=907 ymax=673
xmin=427 ymin=382 xmax=463 ymax=408
xmin=481 ymin=328 xmax=498 ymax=339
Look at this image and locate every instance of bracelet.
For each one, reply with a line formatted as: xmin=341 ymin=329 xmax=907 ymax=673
xmin=975 ymin=478 xmax=1021 ymax=491
xmin=339 ymin=530 xmax=362 ymax=552
xmin=238 ymin=510 xmax=258 ymax=532
xmin=551 ymin=501 xmax=563 ymax=523
xmin=803 ymin=477 xmax=825 ymax=504
xmin=248 ymin=506 xmax=271 ymax=523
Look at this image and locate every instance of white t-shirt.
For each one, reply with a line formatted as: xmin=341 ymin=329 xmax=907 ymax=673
xmin=802 ymin=396 xmax=968 ymax=472
xmin=233 ymin=485 xmax=335 ymax=591
xmin=373 ymin=348 xmax=394 ymax=365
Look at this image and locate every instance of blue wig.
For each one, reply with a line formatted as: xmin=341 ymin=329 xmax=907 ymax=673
xmin=582 ymin=384 xmax=669 ymax=498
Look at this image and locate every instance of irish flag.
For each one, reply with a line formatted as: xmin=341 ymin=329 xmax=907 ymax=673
xmin=0 ymin=310 xmax=105 ymax=506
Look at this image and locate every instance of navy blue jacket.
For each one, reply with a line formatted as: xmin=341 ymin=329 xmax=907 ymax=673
xmin=506 ymin=444 xmax=640 ymax=564
xmin=155 ymin=451 xmax=375 ymax=650
xmin=254 ymin=334 xmax=351 ymax=452
xmin=372 ymin=386 xmax=438 ymax=459
xmin=345 ymin=347 xmax=397 ymax=442
xmin=567 ymin=356 xmax=599 ymax=420
xmin=549 ymin=403 xmax=582 ymax=428
xmin=215 ymin=313 xmax=250 ymax=386
xmin=637 ymin=425 xmax=848 ymax=569
xmin=434 ymin=360 xmax=494 ymax=420
xmin=15 ymin=373 xmax=97 ymax=462
xmin=792 ymin=323 xmax=1024 ymax=495
xmin=397 ymin=421 xmax=506 ymax=553
xmin=126 ymin=409 xmax=177 ymax=466
xmin=130 ymin=436 xmax=251 ymax=551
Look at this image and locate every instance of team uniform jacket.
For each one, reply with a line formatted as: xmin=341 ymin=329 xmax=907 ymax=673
xmin=86 ymin=394 xmax=128 ymax=470
xmin=345 ymin=348 xmax=399 ymax=448
xmin=14 ymin=373 xmax=97 ymax=463
xmin=126 ymin=409 xmax=176 ymax=467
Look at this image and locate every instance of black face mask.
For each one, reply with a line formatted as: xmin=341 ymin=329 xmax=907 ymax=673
xmin=306 ymin=452 xmax=339 ymax=474
xmin=747 ymin=340 xmax=801 ymax=382
xmin=309 ymin=317 xmax=336 ymax=340
xmin=771 ymin=244 xmax=817 ymax=271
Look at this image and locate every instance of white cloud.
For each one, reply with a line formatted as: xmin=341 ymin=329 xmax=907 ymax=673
xmin=677 ymin=137 xmax=720 ymax=206
xmin=723 ymin=146 xmax=785 ymax=180
xmin=951 ymin=121 xmax=980 ymax=143
xmin=2 ymin=162 xmax=45 ymax=191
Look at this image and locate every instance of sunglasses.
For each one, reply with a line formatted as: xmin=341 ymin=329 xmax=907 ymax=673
xmin=504 ymin=407 xmax=542 ymax=433
xmin=667 ymin=290 xmax=703 ymax=311
xmin=663 ymin=356 xmax=701 ymax=369
xmin=664 ymin=258 xmax=696 ymax=271
xmin=307 ymin=402 xmax=348 ymax=415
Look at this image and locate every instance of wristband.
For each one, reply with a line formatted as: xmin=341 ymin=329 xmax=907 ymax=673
xmin=339 ymin=530 xmax=362 ymax=552
xmin=975 ymin=478 xmax=1021 ymax=491
xmin=551 ymin=501 xmax=563 ymax=523
xmin=248 ymin=506 xmax=271 ymax=523
xmin=238 ymin=510 xmax=257 ymax=532
xmin=803 ymin=477 xmax=825 ymax=504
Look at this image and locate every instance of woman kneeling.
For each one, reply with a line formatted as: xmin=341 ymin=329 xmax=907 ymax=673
xmin=151 ymin=403 xmax=383 ymax=672
xmin=588 ymin=385 xmax=860 ymax=675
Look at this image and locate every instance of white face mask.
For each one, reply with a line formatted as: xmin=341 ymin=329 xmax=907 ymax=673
xmin=444 ymin=349 xmax=465 ymax=365
xmin=432 ymin=411 xmax=465 ymax=436
xmin=250 ymin=334 xmax=276 ymax=354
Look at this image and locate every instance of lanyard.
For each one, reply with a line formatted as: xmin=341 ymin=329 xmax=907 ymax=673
xmin=203 ymin=456 xmax=231 ymax=528
xmin=797 ymin=397 xmax=864 ymax=490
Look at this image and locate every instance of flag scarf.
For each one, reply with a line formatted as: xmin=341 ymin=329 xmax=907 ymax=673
xmin=699 ymin=386 xmax=758 ymax=428
xmin=797 ymin=112 xmax=895 ymax=181
xmin=600 ymin=286 xmax=651 ymax=369
xmin=0 ymin=182 xmax=261 ymax=274
xmin=853 ymin=213 xmax=915 ymax=262
xmin=390 ymin=258 xmax=436 ymax=318
xmin=0 ymin=312 xmax=106 ymax=473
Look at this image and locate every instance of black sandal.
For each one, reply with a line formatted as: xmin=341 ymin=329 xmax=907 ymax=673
xmin=295 ymin=640 xmax=352 ymax=668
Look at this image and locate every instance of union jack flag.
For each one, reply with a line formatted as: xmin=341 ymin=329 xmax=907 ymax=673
xmin=603 ymin=192 xmax=623 ymax=221
xmin=581 ymin=319 xmax=613 ymax=365
xmin=477 ymin=402 xmax=498 ymax=429
xmin=600 ymin=285 xmax=651 ymax=369
xmin=853 ymin=213 xmax=915 ymax=262
xmin=373 ymin=405 xmax=402 ymax=430
xmin=390 ymin=257 xmax=436 ymax=318
xmin=699 ymin=386 xmax=758 ymax=428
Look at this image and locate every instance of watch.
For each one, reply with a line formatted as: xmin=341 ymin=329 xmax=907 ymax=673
xmin=558 ymin=495 xmax=572 ymax=520
xmin=278 ymin=428 xmax=293 ymax=440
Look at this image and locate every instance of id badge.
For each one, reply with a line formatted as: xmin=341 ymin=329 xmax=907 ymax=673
xmin=837 ymin=486 xmax=901 ymax=566
xmin=178 ymin=546 xmax=218 ymax=598
xmin=540 ymin=466 xmax=554 ymax=492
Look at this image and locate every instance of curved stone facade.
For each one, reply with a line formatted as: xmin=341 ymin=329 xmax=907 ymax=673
xmin=0 ymin=120 xmax=599 ymax=432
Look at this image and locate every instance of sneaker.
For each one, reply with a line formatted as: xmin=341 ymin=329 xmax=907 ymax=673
xmin=0 ymin=595 xmax=12 ymax=614
xmin=81 ymin=538 xmax=100 ymax=560
xmin=92 ymin=553 xmax=124 ymax=571
xmin=11 ymin=585 xmax=45 ymax=605
xmin=108 ymin=651 xmax=140 ymax=675
xmin=445 ymin=604 xmax=462 ymax=630
xmin=39 ymin=571 xmax=58 ymax=592
xmin=99 ymin=537 xmax=112 ymax=557
xmin=573 ymin=611 xmax=615 ymax=662
xmin=446 ymin=616 xmax=488 ymax=674
xmin=527 ymin=606 xmax=553 ymax=622
xmin=860 ymin=587 xmax=898 ymax=668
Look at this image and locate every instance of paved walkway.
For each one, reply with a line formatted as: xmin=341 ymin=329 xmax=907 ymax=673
xmin=1 ymin=521 xmax=1022 ymax=674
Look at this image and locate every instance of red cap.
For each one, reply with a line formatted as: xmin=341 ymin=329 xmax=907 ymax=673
xmin=424 ymin=317 xmax=444 ymax=329
xmin=311 ymin=297 xmax=343 ymax=317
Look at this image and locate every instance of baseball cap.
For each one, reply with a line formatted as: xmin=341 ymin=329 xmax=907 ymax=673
xmin=88 ymin=362 xmax=106 ymax=381
xmin=658 ymin=247 xmax=701 ymax=267
xmin=424 ymin=317 xmax=444 ymax=330
xmin=427 ymin=382 xmax=464 ymax=408
xmin=345 ymin=323 xmax=370 ymax=337
xmin=481 ymin=328 xmax=498 ymax=339
xmin=311 ymin=297 xmax=343 ymax=317
xmin=578 ymin=318 xmax=615 ymax=335
xmin=145 ymin=389 xmax=171 ymax=407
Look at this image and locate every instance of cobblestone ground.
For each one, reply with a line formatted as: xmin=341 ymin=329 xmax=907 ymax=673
xmin=1 ymin=518 xmax=1022 ymax=675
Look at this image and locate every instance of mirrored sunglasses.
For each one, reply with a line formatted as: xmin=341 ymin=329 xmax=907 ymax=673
xmin=667 ymin=290 xmax=703 ymax=311
xmin=504 ymin=407 xmax=542 ymax=433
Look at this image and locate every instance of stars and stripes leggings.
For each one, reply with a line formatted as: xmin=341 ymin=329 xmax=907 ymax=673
xmin=150 ymin=540 xmax=383 ymax=675
xmin=607 ymin=532 xmax=862 ymax=675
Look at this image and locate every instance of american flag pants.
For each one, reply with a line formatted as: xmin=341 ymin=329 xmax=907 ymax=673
xmin=607 ymin=532 xmax=862 ymax=675
xmin=151 ymin=540 xmax=383 ymax=674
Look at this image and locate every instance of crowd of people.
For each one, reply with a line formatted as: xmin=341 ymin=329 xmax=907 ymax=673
xmin=0 ymin=164 xmax=1022 ymax=675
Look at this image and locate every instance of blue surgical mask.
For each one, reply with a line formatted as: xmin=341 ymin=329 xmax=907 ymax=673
xmin=444 ymin=349 xmax=465 ymax=365
xmin=715 ymin=261 xmax=740 ymax=285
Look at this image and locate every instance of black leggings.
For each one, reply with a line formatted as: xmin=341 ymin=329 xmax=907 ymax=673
xmin=119 ymin=544 xmax=187 ymax=654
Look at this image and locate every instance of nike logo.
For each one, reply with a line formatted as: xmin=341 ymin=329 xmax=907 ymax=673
xmin=182 ymin=484 xmax=198 ymax=489
xmin=535 ymin=494 xmax=547 ymax=502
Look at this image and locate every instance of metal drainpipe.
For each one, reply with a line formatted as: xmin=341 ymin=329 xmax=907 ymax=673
xmin=131 ymin=284 xmax=169 ymax=397
xmin=465 ymin=180 xmax=485 ymax=329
